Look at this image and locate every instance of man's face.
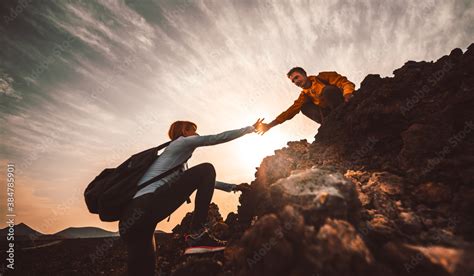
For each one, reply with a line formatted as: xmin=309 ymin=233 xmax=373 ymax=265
xmin=288 ymin=72 xmax=307 ymax=88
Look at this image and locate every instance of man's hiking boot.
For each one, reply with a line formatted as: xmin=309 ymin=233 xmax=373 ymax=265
xmin=184 ymin=228 xmax=227 ymax=255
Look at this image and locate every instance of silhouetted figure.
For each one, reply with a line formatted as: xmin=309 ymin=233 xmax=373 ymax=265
xmin=119 ymin=119 xmax=261 ymax=275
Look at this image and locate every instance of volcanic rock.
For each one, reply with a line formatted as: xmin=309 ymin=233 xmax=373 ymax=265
xmin=160 ymin=44 xmax=474 ymax=276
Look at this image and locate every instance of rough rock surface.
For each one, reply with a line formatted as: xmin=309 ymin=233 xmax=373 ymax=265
xmin=159 ymin=44 xmax=474 ymax=275
xmin=268 ymin=168 xmax=360 ymax=227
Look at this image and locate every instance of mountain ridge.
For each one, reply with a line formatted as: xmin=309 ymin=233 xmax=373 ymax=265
xmin=0 ymin=223 xmax=118 ymax=239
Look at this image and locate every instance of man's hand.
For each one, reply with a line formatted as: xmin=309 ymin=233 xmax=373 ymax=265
xmin=256 ymin=123 xmax=272 ymax=135
xmin=344 ymin=94 xmax=353 ymax=103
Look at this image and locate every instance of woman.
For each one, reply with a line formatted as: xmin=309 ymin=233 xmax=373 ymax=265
xmin=119 ymin=119 xmax=262 ymax=275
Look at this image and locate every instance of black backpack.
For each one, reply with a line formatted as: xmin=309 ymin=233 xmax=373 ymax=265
xmin=84 ymin=141 xmax=183 ymax=222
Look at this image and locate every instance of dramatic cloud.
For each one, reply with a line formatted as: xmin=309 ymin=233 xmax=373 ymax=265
xmin=0 ymin=71 xmax=21 ymax=100
xmin=0 ymin=0 xmax=472 ymax=233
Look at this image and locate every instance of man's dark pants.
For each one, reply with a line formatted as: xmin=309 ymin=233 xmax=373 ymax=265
xmin=301 ymin=85 xmax=344 ymax=124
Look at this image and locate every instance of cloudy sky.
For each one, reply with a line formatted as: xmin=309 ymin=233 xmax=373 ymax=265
xmin=0 ymin=0 xmax=472 ymax=234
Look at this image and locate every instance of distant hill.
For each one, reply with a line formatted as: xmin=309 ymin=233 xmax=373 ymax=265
xmin=0 ymin=223 xmax=119 ymax=240
xmin=0 ymin=223 xmax=43 ymax=239
xmin=53 ymin=227 xmax=119 ymax=239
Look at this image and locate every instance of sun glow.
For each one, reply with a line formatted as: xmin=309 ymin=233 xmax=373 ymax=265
xmin=233 ymin=128 xmax=288 ymax=172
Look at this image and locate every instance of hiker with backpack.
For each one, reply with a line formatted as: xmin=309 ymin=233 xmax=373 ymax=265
xmin=257 ymin=67 xmax=355 ymax=134
xmin=118 ymin=119 xmax=262 ymax=275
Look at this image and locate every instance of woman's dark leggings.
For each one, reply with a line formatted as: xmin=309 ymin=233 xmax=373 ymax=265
xmin=118 ymin=163 xmax=216 ymax=275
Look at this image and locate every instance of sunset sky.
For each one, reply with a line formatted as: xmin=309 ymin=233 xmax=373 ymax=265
xmin=1 ymin=0 xmax=473 ymax=234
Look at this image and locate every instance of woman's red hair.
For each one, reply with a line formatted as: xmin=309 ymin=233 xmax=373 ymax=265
xmin=168 ymin=121 xmax=197 ymax=140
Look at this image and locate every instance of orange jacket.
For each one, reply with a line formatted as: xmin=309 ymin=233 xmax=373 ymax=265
xmin=273 ymin=71 xmax=355 ymax=125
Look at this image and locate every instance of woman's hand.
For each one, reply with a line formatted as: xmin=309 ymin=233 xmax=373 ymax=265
xmin=232 ymin=183 xmax=251 ymax=193
xmin=252 ymin=118 xmax=264 ymax=131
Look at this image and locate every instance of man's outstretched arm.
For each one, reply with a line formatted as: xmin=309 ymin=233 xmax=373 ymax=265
xmin=257 ymin=93 xmax=307 ymax=134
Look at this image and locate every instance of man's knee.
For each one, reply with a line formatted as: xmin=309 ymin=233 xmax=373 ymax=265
xmin=300 ymin=102 xmax=312 ymax=115
xmin=196 ymin=163 xmax=216 ymax=179
xmin=301 ymin=102 xmax=322 ymax=124
xmin=322 ymin=85 xmax=344 ymax=109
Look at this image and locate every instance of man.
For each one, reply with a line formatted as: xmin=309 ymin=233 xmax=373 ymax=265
xmin=257 ymin=67 xmax=355 ymax=134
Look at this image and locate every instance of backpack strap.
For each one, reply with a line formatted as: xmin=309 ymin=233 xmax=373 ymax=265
xmin=156 ymin=141 xmax=171 ymax=151
xmin=137 ymin=163 xmax=183 ymax=192
xmin=135 ymin=141 xmax=175 ymax=192
xmin=137 ymin=151 xmax=193 ymax=192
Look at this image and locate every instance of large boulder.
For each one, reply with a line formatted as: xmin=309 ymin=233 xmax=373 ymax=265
xmin=229 ymin=206 xmax=380 ymax=276
xmin=269 ymin=168 xmax=360 ymax=227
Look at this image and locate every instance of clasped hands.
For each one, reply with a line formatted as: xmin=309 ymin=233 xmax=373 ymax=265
xmin=252 ymin=118 xmax=273 ymax=135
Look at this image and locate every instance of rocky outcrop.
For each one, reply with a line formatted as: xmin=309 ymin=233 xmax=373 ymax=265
xmin=268 ymin=168 xmax=360 ymax=227
xmin=166 ymin=44 xmax=474 ymax=275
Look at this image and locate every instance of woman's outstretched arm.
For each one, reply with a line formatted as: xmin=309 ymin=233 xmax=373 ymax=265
xmin=180 ymin=119 xmax=262 ymax=148
xmin=215 ymin=181 xmax=236 ymax=192
xmin=182 ymin=126 xmax=255 ymax=147
xmin=215 ymin=181 xmax=250 ymax=193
